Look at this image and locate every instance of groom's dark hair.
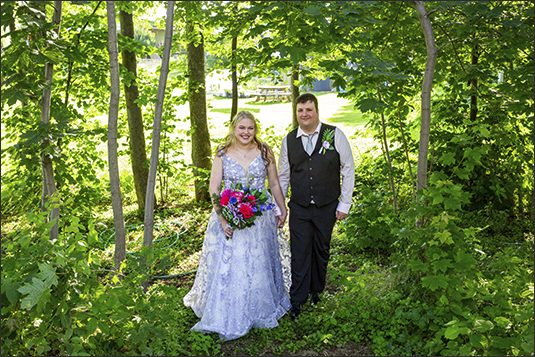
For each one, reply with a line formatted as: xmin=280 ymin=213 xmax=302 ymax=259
xmin=296 ymin=93 xmax=319 ymax=111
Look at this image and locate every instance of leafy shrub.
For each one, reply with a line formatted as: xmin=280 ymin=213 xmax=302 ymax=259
xmin=341 ymin=186 xmax=400 ymax=254
xmin=1 ymin=206 xmax=103 ymax=355
xmin=390 ymin=175 xmax=534 ymax=356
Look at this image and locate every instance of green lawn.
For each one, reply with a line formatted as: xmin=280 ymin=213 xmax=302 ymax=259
xmin=210 ymin=107 xmax=261 ymax=115
xmin=328 ymin=103 xmax=369 ymax=127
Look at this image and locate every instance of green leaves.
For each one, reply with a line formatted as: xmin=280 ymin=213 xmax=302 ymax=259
xmin=304 ymin=4 xmax=322 ymax=16
xmin=440 ymin=152 xmax=457 ymax=166
xmin=17 ymin=278 xmax=51 ymax=310
xmin=408 ymin=258 xmax=428 ymax=273
xmin=454 ymin=252 xmax=476 ymax=272
xmin=16 ymin=263 xmax=58 ymax=311
xmin=37 ymin=262 xmax=59 ymax=288
xmin=434 ymin=231 xmax=454 ymax=245
xmin=445 ymin=324 xmax=470 ymax=340
xmin=421 ymin=274 xmax=449 ymax=291
xmin=356 ymin=98 xmax=385 ymax=113
xmin=278 ymin=45 xmax=307 ymax=64
xmin=2 ymin=279 xmax=20 ymax=305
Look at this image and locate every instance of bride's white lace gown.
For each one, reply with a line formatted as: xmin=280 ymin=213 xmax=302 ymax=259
xmin=183 ymin=151 xmax=291 ymax=341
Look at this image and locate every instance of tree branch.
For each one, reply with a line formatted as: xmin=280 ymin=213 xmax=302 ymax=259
xmin=436 ymin=37 xmax=459 ymax=52
xmin=380 ymin=1 xmax=404 ymax=57
xmin=64 ymin=1 xmax=103 ymax=106
xmin=425 ymin=9 xmax=439 ymax=17
xmin=434 ymin=22 xmax=466 ymax=74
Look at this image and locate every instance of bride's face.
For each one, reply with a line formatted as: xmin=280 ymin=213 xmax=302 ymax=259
xmin=235 ymin=118 xmax=255 ymax=146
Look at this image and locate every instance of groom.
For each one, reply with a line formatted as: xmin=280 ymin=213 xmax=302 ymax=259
xmin=278 ymin=93 xmax=355 ymax=320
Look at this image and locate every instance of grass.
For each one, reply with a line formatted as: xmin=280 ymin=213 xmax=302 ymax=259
xmin=90 ymin=199 xmax=376 ymax=356
xmin=329 ymin=103 xmax=370 ymax=127
xmin=70 ymin=189 xmax=374 ymax=355
xmin=210 ymin=107 xmax=261 ymax=115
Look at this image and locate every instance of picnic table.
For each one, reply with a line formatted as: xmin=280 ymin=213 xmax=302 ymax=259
xmin=254 ymin=85 xmax=292 ymax=102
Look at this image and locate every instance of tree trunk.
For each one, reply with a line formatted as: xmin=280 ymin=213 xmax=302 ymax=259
xmin=187 ymin=3 xmax=212 ymax=202
xmin=40 ymin=0 xmax=62 ymax=241
xmin=377 ymin=90 xmax=398 ymax=214
xmin=142 ymin=1 xmax=175 ymax=292
xmin=291 ymin=64 xmax=300 ymax=129
xmin=469 ymin=45 xmax=479 ymax=122
xmin=397 ymin=109 xmax=417 ymax=200
xmin=230 ymin=36 xmax=238 ymax=120
xmin=414 ymin=1 xmax=437 ymax=192
xmin=106 ymin=0 xmax=126 ymax=270
xmin=119 ymin=8 xmax=150 ymax=212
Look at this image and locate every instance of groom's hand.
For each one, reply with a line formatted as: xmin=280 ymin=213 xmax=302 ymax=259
xmin=335 ymin=210 xmax=348 ymax=221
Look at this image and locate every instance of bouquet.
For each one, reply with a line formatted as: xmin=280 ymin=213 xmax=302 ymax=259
xmin=212 ymin=182 xmax=275 ymax=231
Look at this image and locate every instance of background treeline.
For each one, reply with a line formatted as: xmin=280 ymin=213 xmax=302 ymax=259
xmin=1 ymin=1 xmax=533 ymax=356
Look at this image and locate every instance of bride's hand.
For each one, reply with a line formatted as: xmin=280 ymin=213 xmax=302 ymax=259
xmin=219 ymin=217 xmax=233 ymax=238
xmin=221 ymin=220 xmax=233 ymax=238
xmin=276 ymin=211 xmax=287 ymax=228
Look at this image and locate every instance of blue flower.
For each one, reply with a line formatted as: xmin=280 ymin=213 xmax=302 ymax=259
xmin=243 ymin=187 xmax=249 ymax=192
xmin=229 ymin=196 xmax=238 ymax=205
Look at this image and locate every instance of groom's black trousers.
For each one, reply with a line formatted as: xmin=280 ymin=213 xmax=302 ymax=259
xmin=288 ymin=199 xmax=338 ymax=304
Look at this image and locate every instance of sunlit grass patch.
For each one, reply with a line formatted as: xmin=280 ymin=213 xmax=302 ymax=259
xmin=328 ymin=103 xmax=369 ymax=128
xmin=210 ymin=107 xmax=261 ymax=114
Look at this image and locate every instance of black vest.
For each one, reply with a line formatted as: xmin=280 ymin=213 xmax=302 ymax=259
xmin=287 ymin=123 xmax=341 ymax=207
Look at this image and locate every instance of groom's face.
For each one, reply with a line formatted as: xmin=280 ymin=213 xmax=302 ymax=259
xmin=296 ymin=100 xmax=319 ymax=134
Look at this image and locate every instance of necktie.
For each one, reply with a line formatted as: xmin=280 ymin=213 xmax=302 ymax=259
xmin=306 ymin=133 xmax=315 ymax=156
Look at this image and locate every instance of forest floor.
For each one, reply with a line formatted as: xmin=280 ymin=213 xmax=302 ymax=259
xmin=157 ymin=231 xmax=376 ymax=356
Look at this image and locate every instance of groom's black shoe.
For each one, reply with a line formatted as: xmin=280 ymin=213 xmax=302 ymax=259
xmin=310 ymin=292 xmax=321 ymax=305
xmin=290 ymin=301 xmax=302 ymax=321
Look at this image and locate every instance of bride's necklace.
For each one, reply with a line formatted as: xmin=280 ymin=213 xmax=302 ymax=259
xmin=236 ymin=145 xmax=254 ymax=158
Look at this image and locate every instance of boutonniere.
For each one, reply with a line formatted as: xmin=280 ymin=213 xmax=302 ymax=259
xmin=318 ymin=128 xmax=335 ymax=155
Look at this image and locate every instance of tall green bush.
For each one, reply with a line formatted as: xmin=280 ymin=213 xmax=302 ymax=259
xmin=391 ymin=176 xmax=534 ymax=356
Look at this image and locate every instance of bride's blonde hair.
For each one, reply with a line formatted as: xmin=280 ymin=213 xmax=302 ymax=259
xmin=217 ymin=111 xmax=271 ymax=167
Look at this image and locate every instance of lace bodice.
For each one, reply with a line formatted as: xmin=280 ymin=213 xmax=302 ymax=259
xmin=221 ymin=152 xmax=267 ymax=191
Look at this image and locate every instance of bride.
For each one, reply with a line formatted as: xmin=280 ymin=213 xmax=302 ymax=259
xmin=183 ymin=111 xmax=291 ymax=341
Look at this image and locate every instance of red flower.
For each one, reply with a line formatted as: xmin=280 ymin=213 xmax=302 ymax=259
xmin=247 ymin=194 xmax=256 ymax=204
xmin=239 ymin=204 xmax=254 ymax=219
xmin=220 ymin=196 xmax=230 ymax=206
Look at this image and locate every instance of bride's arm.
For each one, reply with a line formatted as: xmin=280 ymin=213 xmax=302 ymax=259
xmin=209 ymin=155 xmax=231 ymax=229
xmin=265 ymin=145 xmax=288 ymax=228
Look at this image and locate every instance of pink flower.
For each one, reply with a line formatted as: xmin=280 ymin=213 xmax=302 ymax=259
xmin=221 ymin=189 xmax=232 ymax=198
xmin=231 ymin=191 xmax=244 ymax=201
